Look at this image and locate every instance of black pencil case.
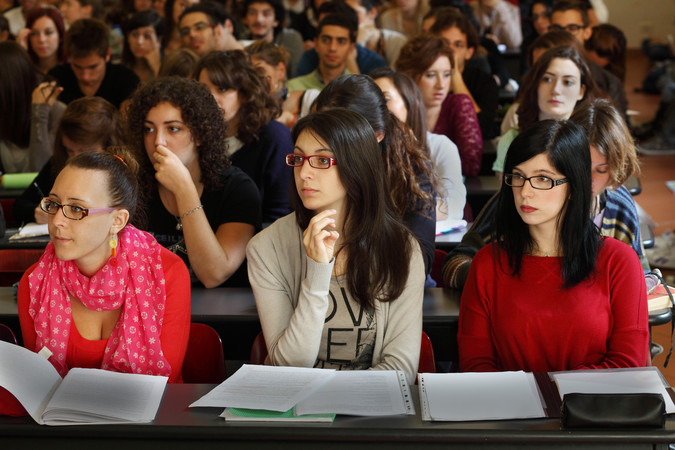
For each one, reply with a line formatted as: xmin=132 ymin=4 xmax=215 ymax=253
xmin=561 ymin=393 xmax=665 ymax=429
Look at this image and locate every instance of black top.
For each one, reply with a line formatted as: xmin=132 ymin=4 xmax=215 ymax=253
xmin=48 ymin=62 xmax=140 ymax=109
xmin=147 ymin=166 xmax=262 ymax=287
xmin=463 ymin=64 xmax=500 ymax=140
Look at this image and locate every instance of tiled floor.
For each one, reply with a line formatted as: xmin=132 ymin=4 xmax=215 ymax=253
xmin=622 ymin=49 xmax=675 ymax=384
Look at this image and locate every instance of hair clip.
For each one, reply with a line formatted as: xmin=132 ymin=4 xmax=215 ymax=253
xmin=113 ymin=154 xmax=128 ymax=167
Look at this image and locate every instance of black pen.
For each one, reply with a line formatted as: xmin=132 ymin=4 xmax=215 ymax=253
xmin=33 ymin=181 xmax=45 ymax=199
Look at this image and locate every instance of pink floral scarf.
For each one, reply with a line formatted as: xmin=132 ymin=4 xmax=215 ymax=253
xmin=28 ymin=225 xmax=171 ymax=377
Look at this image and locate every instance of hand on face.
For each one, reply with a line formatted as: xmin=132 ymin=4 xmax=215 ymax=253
xmin=302 ymin=209 xmax=339 ymax=264
xmin=151 ymin=144 xmax=194 ymax=193
xmin=32 ymin=81 xmax=63 ymax=105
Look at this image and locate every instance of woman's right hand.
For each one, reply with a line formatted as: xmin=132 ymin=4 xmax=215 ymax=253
xmin=32 ymin=82 xmax=63 ymax=105
xmin=302 ymin=209 xmax=339 ymax=264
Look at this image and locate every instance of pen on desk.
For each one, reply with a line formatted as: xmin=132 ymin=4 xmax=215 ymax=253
xmin=33 ymin=181 xmax=45 ymax=199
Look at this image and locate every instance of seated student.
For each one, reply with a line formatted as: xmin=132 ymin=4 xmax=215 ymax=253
xmin=13 ymin=97 xmax=123 ymax=225
xmin=246 ymin=109 xmax=425 ymax=384
xmin=314 ymin=74 xmax=437 ymax=275
xmin=292 ymin=1 xmax=387 ymax=80
xmin=161 ymin=0 xmax=199 ymax=56
xmin=470 ymin=0 xmax=522 ymax=50
xmin=157 ymin=47 xmax=199 ymax=78
xmin=425 ymin=6 xmax=500 ymax=139
xmin=444 ymin=100 xmax=647 ymax=289
xmin=396 ymin=34 xmax=484 ymax=177
xmin=19 ymin=5 xmax=67 ymax=74
xmin=493 ymin=45 xmax=597 ymax=176
xmin=458 ymin=119 xmax=648 ymax=372
xmin=59 ymin=0 xmax=105 ymax=27
xmin=121 ymin=10 xmax=163 ymax=84
xmin=518 ymin=0 xmax=553 ymax=75
xmin=379 ymin=0 xmax=429 ymax=38
xmin=0 ymin=41 xmax=65 ymax=174
xmin=0 ymin=148 xmax=191 ymax=416
xmin=370 ymin=67 xmax=466 ymax=221
xmin=126 ymin=77 xmax=262 ymax=288
xmin=585 ymin=23 xmax=627 ymax=83
xmin=177 ymin=1 xmax=244 ymax=57
xmin=48 ymin=18 xmax=140 ymax=109
xmin=194 ymin=50 xmax=292 ymax=224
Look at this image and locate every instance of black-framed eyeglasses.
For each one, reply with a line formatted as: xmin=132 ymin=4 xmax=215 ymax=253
xmin=548 ymin=24 xmax=585 ymax=33
xmin=40 ymin=198 xmax=119 ymax=221
xmin=178 ymin=21 xmax=213 ymax=37
xmin=504 ymin=174 xmax=569 ymax=190
xmin=285 ymin=154 xmax=337 ymax=169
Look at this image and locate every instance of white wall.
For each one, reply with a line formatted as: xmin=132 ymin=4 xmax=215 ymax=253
xmin=607 ymin=0 xmax=675 ymax=48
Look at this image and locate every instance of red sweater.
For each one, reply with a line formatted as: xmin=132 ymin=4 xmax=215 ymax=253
xmin=1 ymin=247 xmax=191 ymax=416
xmin=458 ymin=237 xmax=649 ymax=372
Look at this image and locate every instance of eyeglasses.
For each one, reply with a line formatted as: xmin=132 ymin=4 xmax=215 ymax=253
xmin=178 ymin=21 xmax=213 ymax=37
xmin=285 ymin=154 xmax=337 ymax=169
xmin=504 ymin=174 xmax=569 ymax=190
xmin=548 ymin=24 xmax=585 ymax=33
xmin=40 ymin=198 xmax=119 ymax=220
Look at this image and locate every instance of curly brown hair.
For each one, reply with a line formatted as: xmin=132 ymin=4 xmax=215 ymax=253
xmin=192 ymin=50 xmax=280 ymax=145
xmin=124 ymin=76 xmax=230 ymax=194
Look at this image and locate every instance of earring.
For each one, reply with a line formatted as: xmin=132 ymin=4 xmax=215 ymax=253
xmin=109 ymin=234 xmax=118 ymax=266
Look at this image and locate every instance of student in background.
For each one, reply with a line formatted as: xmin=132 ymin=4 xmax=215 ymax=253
xmin=48 ymin=18 xmax=140 ymax=109
xmin=379 ymin=0 xmax=429 ymax=38
xmin=493 ymin=45 xmax=597 ymax=176
xmin=396 ymin=34 xmax=483 ymax=177
xmin=121 ymin=10 xmax=163 ymax=84
xmin=59 ymin=0 xmax=104 ymax=27
xmin=13 ymin=97 xmax=123 ymax=225
xmin=177 ymin=1 xmax=244 ymax=57
xmin=585 ymin=24 xmax=627 ymax=83
xmin=314 ymin=74 xmax=437 ymax=276
xmin=0 ymin=147 xmax=191 ymax=416
xmin=458 ymin=119 xmax=648 ymax=372
xmin=126 ymin=77 xmax=261 ymax=288
xmin=470 ymin=0 xmax=522 ymax=50
xmin=0 ymin=41 xmax=65 ymax=174
xmin=157 ymin=47 xmax=198 ymax=78
xmin=161 ymin=0 xmax=198 ymax=56
xmin=370 ymin=67 xmax=466 ymax=221
xmin=247 ymin=109 xmax=425 ymax=384
xmin=18 ymin=5 xmax=67 ymax=73
xmin=194 ymin=50 xmax=292 ymax=224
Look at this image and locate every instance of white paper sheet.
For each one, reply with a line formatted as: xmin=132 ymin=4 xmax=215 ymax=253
xmin=420 ymin=371 xmax=546 ymax=421
xmin=552 ymin=368 xmax=675 ymax=414
xmin=189 ymin=364 xmax=335 ymax=411
xmin=294 ymin=370 xmax=412 ymax=416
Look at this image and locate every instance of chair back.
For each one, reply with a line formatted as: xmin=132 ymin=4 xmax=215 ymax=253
xmin=0 ymin=323 xmax=17 ymax=345
xmin=430 ymin=249 xmax=448 ymax=287
xmin=249 ymin=331 xmax=268 ymax=365
xmin=249 ymin=330 xmax=436 ymax=374
xmin=182 ymin=323 xmax=227 ymax=384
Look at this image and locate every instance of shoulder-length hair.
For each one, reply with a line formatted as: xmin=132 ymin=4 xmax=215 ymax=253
xmin=396 ymin=33 xmax=454 ymax=82
xmin=192 ymin=50 xmax=280 ymax=145
xmin=585 ymin=24 xmax=627 ymax=82
xmin=26 ymin=6 xmax=67 ymax=67
xmin=52 ymin=97 xmax=123 ymax=177
xmin=370 ymin=67 xmax=428 ymax=151
xmin=121 ymin=10 xmax=164 ymax=68
xmin=0 ymin=41 xmax=41 ymax=148
xmin=494 ymin=119 xmax=599 ymax=288
xmin=125 ymin=76 xmax=230 ymax=193
xmin=292 ymin=109 xmax=413 ymax=308
xmin=570 ymin=98 xmax=639 ymax=188
xmin=314 ymin=74 xmax=436 ymax=220
xmin=517 ymin=45 xmax=597 ymax=132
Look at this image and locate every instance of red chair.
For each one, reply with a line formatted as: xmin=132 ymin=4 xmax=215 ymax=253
xmin=0 ymin=323 xmax=17 ymax=345
xmin=182 ymin=323 xmax=226 ymax=384
xmin=249 ymin=331 xmax=436 ymax=374
xmin=0 ymin=249 xmax=44 ymax=286
xmin=430 ymin=249 xmax=448 ymax=288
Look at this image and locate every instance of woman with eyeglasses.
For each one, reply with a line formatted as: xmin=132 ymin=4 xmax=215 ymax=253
xmin=0 ymin=148 xmax=191 ymax=416
xmin=247 ymin=109 xmax=425 ymax=384
xmin=458 ymin=119 xmax=648 ymax=372
xmin=126 ymin=76 xmax=261 ymax=288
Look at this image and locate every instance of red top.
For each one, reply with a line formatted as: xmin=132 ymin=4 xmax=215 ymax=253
xmin=458 ymin=237 xmax=649 ymax=372
xmin=433 ymin=93 xmax=483 ymax=177
xmin=0 ymin=246 xmax=191 ymax=416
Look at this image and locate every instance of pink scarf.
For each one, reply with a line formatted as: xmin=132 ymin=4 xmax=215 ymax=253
xmin=28 ymin=225 xmax=171 ymax=377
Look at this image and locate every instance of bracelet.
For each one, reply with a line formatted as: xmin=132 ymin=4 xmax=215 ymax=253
xmin=176 ymin=204 xmax=204 ymax=231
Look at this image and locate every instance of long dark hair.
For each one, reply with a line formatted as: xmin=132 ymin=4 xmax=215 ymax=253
xmin=121 ymin=10 xmax=163 ymax=68
xmin=517 ymin=45 xmax=597 ymax=132
xmin=494 ymin=119 xmax=599 ymax=288
xmin=291 ymin=109 xmax=413 ymax=308
xmin=314 ymin=74 xmax=436 ymax=220
xmin=0 ymin=42 xmax=41 ymax=148
xmin=192 ymin=50 xmax=280 ymax=144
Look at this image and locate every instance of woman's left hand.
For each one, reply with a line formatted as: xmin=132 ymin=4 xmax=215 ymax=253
xmin=32 ymin=82 xmax=63 ymax=105
xmin=152 ymin=144 xmax=193 ymax=193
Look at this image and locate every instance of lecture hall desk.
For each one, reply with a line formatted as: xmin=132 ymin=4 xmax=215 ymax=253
xmin=1 ymin=383 xmax=675 ymax=449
